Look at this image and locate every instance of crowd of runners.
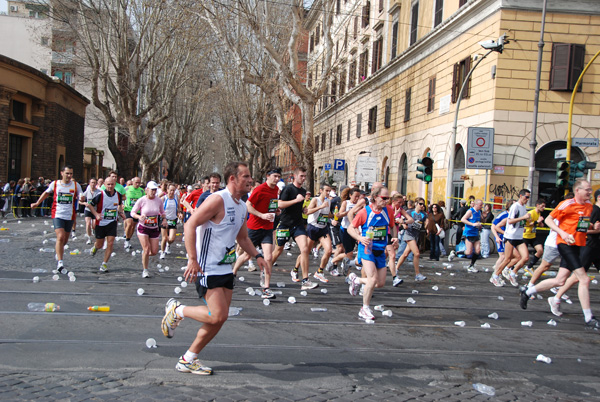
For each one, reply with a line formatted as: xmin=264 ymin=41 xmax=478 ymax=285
xmin=4 ymin=162 xmax=598 ymax=375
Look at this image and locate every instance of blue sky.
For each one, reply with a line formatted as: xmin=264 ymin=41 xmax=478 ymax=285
xmin=0 ymin=1 xmax=7 ymax=13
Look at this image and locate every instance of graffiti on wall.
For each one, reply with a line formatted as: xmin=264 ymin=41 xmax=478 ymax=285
xmin=489 ymin=183 xmax=520 ymax=199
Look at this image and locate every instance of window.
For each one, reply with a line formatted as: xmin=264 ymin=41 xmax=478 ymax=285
xmin=11 ymin=100 xmax=26 ymax=122
xmin=428 ymin=76 xmax=436 ymax=112
xmin=310 ymin=35 xmax=314 ymax=53
xmin=315 ymin=24 xmax=320 ymax=46
xmin=336 ymin=0 xmax=341 ymax=15
xmin=372 ymin=37 xmax=383 ymax=74
xmin=550 ymin=43 xmax=585 ymax=91
xmin=391 ymin=22 xmax=399 ymax=59
xmin=410 ymin=2 xmax=419 ymax=46
xmin=336 ymin=124 xmax=342 ymax=145
xmin=368 ymin=106 xmax=377 ymax=134
xmin=434 ymin=0 xmax=443 ymax=27
xmin=323 ymin=91 xmax=329 ymax=109
xmin=379 ymin=0 xmax=384 ymax=13
xmin=339 ymin=70 xmax=346 ymax=96
xmin=354 ymin=16 xmax=359 ymax=39
xmin=356 ymin=113 xmax=362 ymax=138
xmin=384 ymin=98 xmax=392 ymax=128
xmin=315 ymin=135 xmax=319 ymax=152
xmin=331 ymin=79 xmax=337 ymax=103
xmin=348 ymin=60 xmax=357 ymax=89
xmin=451 ymin=57 xmax=472 ymax=103
xmin=404 ymin=87 xmax=411 ymax=122
xmin=344 ymin=28 xmax=348 ymax=49
xmin=321 ymin=133 xmax=326 ymax=150
xmin=308 ymin=72 xmax=313 ymax=88
xmin=359 ymin=50 xmax=369 ymax=82
xmin=329 ymin=128 xmax=333 ymax=148
xmin=64 ymin=72 xmax=73 ymax=86
xmin=459 ymin=0 xmax=468 ymax=6
xmin=347 ymin=119 xmax=352 ymax=141
xmin=362 ymin=1 xmax=370 ymax=28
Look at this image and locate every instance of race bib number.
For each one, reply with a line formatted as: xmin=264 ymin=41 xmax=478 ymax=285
xmin=57 ymin=193 xmax=73 ymax=204
xmin=129 ymin=197 xmax=139 ymax=206
xmin=276 ymin=228 xmax=290 ymax=239
xmin=103 ymin=209 xmax=117 ymax=220
xmin=372 ymin=226 xmax=387 ymax=241
xmin=218 ymin=246 xmax=237 ymax=265
xmin=167 ymin=219 xmax=177 ymax=226
xmin=317 ymin=215 xmax=329 ymax=224
xmin=519 ymin=219 xmax=526 ymax=228
xmin=144 ymin=215 xmax=158 ymax=227
xmin=577 ymin=216 xmax=591 ymax=233
xmin=411 ymin=221 xmax=422 ymax=230
xmin=268 ymin=199 xmax=278 ymax=213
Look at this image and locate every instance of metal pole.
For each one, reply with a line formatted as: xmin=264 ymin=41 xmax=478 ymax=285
xmin=445 ymin=49 xmax=495 ymax=220
xmin=528 ymin=0 xmax=547 ymax=204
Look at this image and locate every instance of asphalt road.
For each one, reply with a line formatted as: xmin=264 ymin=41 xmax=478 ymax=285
xmin=0 ymin=216 xmax=599 ymax=401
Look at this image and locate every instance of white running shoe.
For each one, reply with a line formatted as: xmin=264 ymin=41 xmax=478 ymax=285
xmin=359 ymin=306 xmax=375 ymax=321
xmin=508 ymin=273 xmax=519 ymax=287
xmin=142 ymin=269 xmax=150 ymax=278
xmin=348 ymin=273 xmax=359 ymax=296
xmin=467 ymin=265 xmax=478 ymax=273
xmin=313 ymin=272 xmax=329 ymax=283
xmin=448 ymin=251 xmax=456 ymax=262
xmin=548 ymin=297 xmax=563 ymax=317
xmin=159 ymin=251 xmax=166 ymax=260
xmin=312 ymin=248 xmax=319 ymax=258
xmin=502 ymin=267 xmax=511 ymax=281
xmin=490 ymin=275 xmax=505 ymax=287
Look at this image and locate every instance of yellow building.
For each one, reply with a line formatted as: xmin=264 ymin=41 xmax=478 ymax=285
xmin=309 ymin=0 xmax=600 ymax=212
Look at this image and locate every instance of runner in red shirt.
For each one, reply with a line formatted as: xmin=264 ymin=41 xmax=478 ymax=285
xmin=520 ymin=179 xmax=600 ymax=331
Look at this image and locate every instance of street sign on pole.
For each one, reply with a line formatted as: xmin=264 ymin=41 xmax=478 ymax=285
xmin=355 ymin=157 xmax=377 ymax=183
xmin=573 ymin=138 xmax=600 ymax=147
xmin=555 ymin=149 xmax=567 ymax=159
xmin=466 ymin=127 xmax=494 ymax=170
xmin=333 ymin=159 xmax=345 ymax=171
xmin=324 ymin=163 xmax=331 ymax=173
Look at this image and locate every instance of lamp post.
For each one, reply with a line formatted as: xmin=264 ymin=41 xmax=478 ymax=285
xmin=445 ymin=35 xmax=509 ymax=219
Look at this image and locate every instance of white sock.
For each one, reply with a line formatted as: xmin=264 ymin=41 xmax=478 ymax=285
xmin=583 ymin=309 xmax=593 ymax=322
xmin=553 ymin=296 xmax=560 ymax=304
xmin=527 ymin=281 xmax=534 ymax=288
xmin=363 ymin=304 xmax=369 ymax=310
xmin=183 ymin=350 xmax=198 ymax=362
xmin=525 ymin=286 xmax=536 ymax=296
xmin=175 ymin=305 xmax=185 ymax=318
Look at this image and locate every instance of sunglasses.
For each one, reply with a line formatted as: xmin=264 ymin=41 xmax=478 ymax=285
xmin=524 ymin=195 xmax=530 ymax=199
xmin=419 ymin=203 xmax=425 ymax=206
xmin=379 ymin=196 xmax=390 ymax=201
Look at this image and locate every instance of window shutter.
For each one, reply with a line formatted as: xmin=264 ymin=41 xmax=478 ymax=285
xmin=550 ymin=43 xmax=570 ymax=90
xmin=315 ymin=135 xmax=319 ymax=152
xmin=570 ymin=44 xmax=585 ymax=91
xmin=464 ymin=57 xmax=472 ymax=98
xmin=391 ymin=22 xmax=398 ymax=59
xmin=384 ymin=98 xmax=392 ymax=128
xmin=451 ymin=63 xmax=459 ymax=103
xmin=356 ymin=113 xmax=362 ymax=138
xmin=404 ymin=88 xmax=411 ymax=122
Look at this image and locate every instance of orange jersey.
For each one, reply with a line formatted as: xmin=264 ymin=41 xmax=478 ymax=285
xmin=550 ymin=198 xmax=593 ymax=247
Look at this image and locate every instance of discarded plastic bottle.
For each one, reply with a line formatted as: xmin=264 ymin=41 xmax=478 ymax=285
xmin=88 ymin=306 xmax=110 ymax=312
xmin=320 ymin=288 xmax=328 ymax=294
xmin=364 ymin=226 xmax=375 ymax=255
xmin=547 ymin=319 xmax=557 ymax=326
xmin=480 ymin=323 xmax=491 ymax=328
xmin=473 ymin=383 xmax=495 ymax=396
xmin=70 ymin=249 xmax=81 ymax=255
xmin=39 ymin=248 xmax=55 ymax=253
xmin=432 ymin=286 xmax=439 ymax=291
xmin=536 ymin=354 xmax=552 ymax=364
xmin=287 ymin=296 xmax=297 ymax=304
xmin=488 ymin=312 xmax=499 ymax=319
xmin=32 ymin=276 xmax=40 ymax=283
xmin=521 ymin=321 xmax=533 ymax=327
xmin=28 ymin=302 xmax=60 ymax=312
xmin=406 ymin=297 xmax=416 ymax=304
xmin=311 ymin=307 xmax=327 ymax=312
xmin=454 ymin=321 xmax=466 ymax=327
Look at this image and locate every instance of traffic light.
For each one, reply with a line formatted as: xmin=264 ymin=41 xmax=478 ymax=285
xmin=417 ymin=156 xmax=433 ymax=183
xmin=556 ymin=161 xmax=570 ymax=188
xmin=569 ymin=160 xmax=597 ymax=187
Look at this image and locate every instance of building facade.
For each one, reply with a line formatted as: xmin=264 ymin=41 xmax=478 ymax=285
xmin=0 ymin=54 xmax=89 ymax=182
xmin=309 ymin=0 xmax=600 ymax=211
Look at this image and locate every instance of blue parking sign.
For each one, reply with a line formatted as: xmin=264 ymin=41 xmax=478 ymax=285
xmin=334 ymin=159 xmax=345 ymax=171
xmin=324 ymin=163 xmax=331 ymax=171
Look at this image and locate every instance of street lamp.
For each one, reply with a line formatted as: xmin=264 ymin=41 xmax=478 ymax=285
xmin=445 ymin=34 xmax=509 ymax=219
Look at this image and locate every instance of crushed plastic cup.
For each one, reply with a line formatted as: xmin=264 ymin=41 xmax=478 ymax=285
xmin=592 ymin=279 xmax=598 ymax=285
xmin=488 ymin=312 xmax=499 ymax=319
xmin=454 ymin=321 xmax=466 ymax=327
xmin=157 ymin=264 xmax=162 ymax=269
xmin=164 ymin=266 xmax=169 ymax=271
xmin=64 ymin=245 xmax=69 ymax=250
xmin=18 ymin=220 xmax=22 ymax=224
xmin=435 ymin=272 xmax=442 ymax=276
xmin=498 ymin=296 xmax=504 ymax=301
xmin=131 ymin=251 xmax=136 ymax=256
xmin=248 ymin=290 xmax=256 ymax=296
xmin=432 ymin=286 xmax=439 ymax=291
xmin=174 ymin=287 xmax=181 ymax=294
xmin=238 ymin=276 xmax=245 ymax=282
xmin=287 ymin=296 xmax=296 ymax=304
xmin=536 ymin=354 xmax=552 ymax=364
xmin=547 ymin=319 xmax=557 ymax=326
xmin=276 ymin=282 xmax=285 ymax=288
xmin=145 ymin=338 xmax=157 ymax=348
xmin=42 ymin=239 xmax=48 ymax=244
xmin=52 ymin=274 xmax=59 ymax=281
xmin=300 ymin=290 xmax=308 ymax=296
xmin=374 ymin=305 xmax=385 ymax=311
xmin=406 ymin=297 xmax=416 ymax=304
xmin=254 ymin=289 xmax=263 ymax=296
xmin=286 ymin=252 xmax=292 ymax=256
xmin=32 ymin=276 xmax=40 ymax=283
xmin=450 ymin=273 xmax=455 ymax=276
xmin=137 ymin=288 xmax=145 ymax=296
xmin=565 ymin=298 xmax=573 ymax=304
xmin=449 ymin=286 xmax=456 ymax=290
xmin=181 ymin=266 xmax=186 ymax=270
xmin=536 ymin=294 xmax=543 ymax=300
xmin=136 ymin=250 xmax=141 ymax=254
xmin=320 ymin=288 xmax=328 ymax=294
xmin=473 ymin=383 xmax=495 ymax=396
xmin=158 ymin=269 xmax=164 ymax=273
xmin=382 ymin=310 xmax=393 ymax=317
xmin=180 ymin=281 xmax=188 ymax=288
xmin=263 ymin=299 xmax=270 ymax=306
xmin=69 ymin=275 xmax=76 ymax=282
xmin=245 ymin=287 xmax=254 ymax=293
xmin=228 ymin=307 xmax=241 ymax=316
xmin=177 ymin=276 xmax=183 ymax=281
xmin=111 ymin=252 xmax=116 ymax=257
xmin=481 ymin=323 xmax=491 ymax=328
xmin=412 ymin=290 xmax=419 ymax=294
xmin=521 ymin=321 xmax=533 ymax=327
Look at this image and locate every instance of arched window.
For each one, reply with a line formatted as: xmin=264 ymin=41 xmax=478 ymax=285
xmin=398 ymin=153 xmax=407 ymax=195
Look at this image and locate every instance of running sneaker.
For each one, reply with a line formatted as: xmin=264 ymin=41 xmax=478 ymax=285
xmin=56 ymin=260 xmax=65 ymax=272
xmin=415 ymin=273 xmax=427 ymax=281
xmin=393 ymin=276 xmax=404 ymax=287
xmin=99 ymin=262 xmax=108 ymax=273
xmin=57 ymin=265 xmax=70 ymax=275
xmin=359 ymin=284 xmax=365 ymax=296
xmin=90 ymin=246 xmax=97 ymax=256
xmin=508 ymin=273 xmax=519 ymax=287
xmin=284 ymin=242 xmax=291 ymax=250
xmin=348 ymin=273 xmax=359 ymax=296
xmin=161 ymin=298 xmax=182 ymax=338
xmin=585 ymin=317 xmax=600 ymax=331
xmin=312 ymin=248 xmax=319 ymax=258
xmin=165 ymin=244 xmax=171 ymax=254
xmin=358 ymin=306 xmax=375 ymax=321
xmin=175 ymin=356 xmax=213 ymax=375
xmin=301 ymin=279 xmax=318 ymax=290
xmin=330 ymin=268 xmax=340 ymax=277
xmin=547 ymin=297 xmax=563 ymax=317
xmin=313 ymin=272 xmax=329 ymax=283
xmin=448 ymin=251 xmax=456 ymax=262
xmin=340 ymin=258 xmax=348 ymax=275
xmin=142 ymin=269 xmax=151 ymax=278
xmin=159 ymin=251 xmax=166 ymax=260
xmin=467 ymin=265 xmax=478 ymax=273
xmin=248 ymin=260 xmax=257 ymax=272
xmin=489 ymin=275 xmax=505 ymax=287
xmin=519 ymin=288 xmax=529 ymax=310
xmin=261 ymin=288 xmax=276 ymax=299
xmin=325 ymin=257 xmax=334 ymax=272
xmin=502 ymin=267 xmax=511 ymax=281
xmin=550 ymin=287 xmax=559 ymax=294
xmin=86 ymin=238 xmax=92 ymax=245
xmin=124 ymin=240 xmax=130 ymax=249
xmin=290 ymin=269 xmax=300 ymax=282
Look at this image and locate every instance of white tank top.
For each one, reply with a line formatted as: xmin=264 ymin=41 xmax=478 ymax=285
xmin=342 ymin=201 xmax=357 ymax=229
xmin=195 ymin=188 xmax=247 ymax=277
xmin=307 ymin=197 xmax=330 ymax=228
xmin=163 ymin=197 xmax=178 ymax=220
